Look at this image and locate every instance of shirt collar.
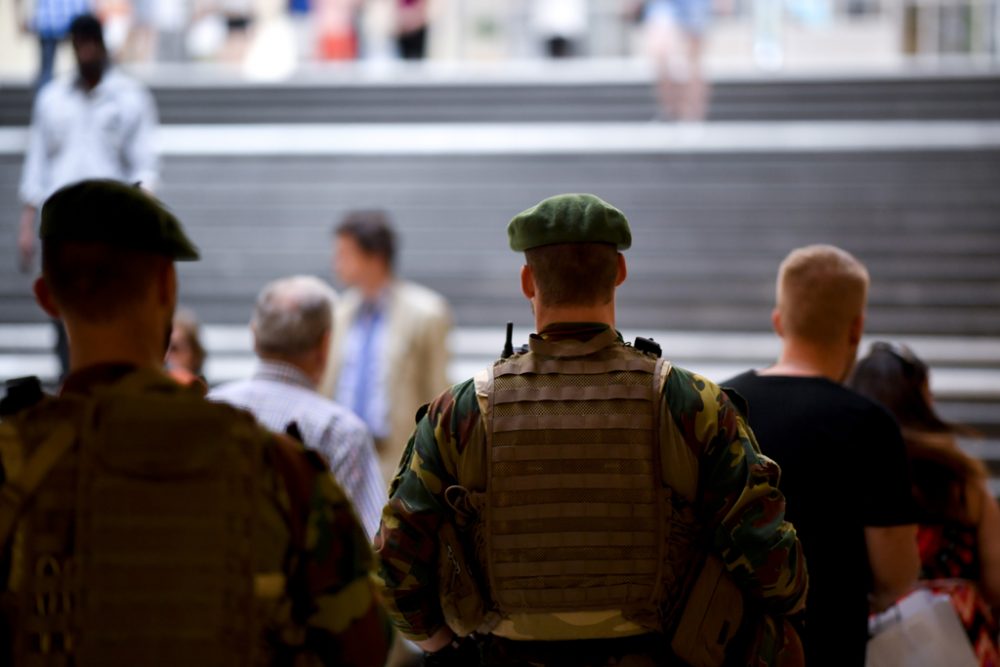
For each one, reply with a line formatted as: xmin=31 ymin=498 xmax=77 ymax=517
xmin=74 ymin=66 xmax=116 ymax=95
xmin=360 ymin=283 xmax=393 ymax=313
xmin=253 ymin=359 xmax=316 ymax=391
xmin=60 ymin=363 xmax=139 ymax=396
xmin=535 ymin=322 xmax=621 ymax=343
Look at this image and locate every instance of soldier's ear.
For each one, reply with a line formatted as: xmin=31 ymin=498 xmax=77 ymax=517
xmin=520 ymin=264 xmax=536 ymax=300
xmin=33 ymin=276 xmax=61 ymax=319
xmin=615 ymin=253 xmax=627 ymax=287
xmin=156 ymin=260 xmax=177 ymax=308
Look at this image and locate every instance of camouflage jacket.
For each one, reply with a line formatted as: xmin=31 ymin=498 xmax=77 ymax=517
xmin=0 ymin=365 xmax=391 ymax=666
xmin=375 ymin=324 xmax=807 ymax=642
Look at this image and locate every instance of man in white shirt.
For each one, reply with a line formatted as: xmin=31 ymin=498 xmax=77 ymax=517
xmin=210 ymin=275 xmax=386 ymax=541
xmin=18 ymin=13 xmax=159 ymax=272
xmin=17 ymin=13 xmax=158 ymax=377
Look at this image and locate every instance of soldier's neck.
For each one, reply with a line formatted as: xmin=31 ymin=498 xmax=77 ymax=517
xmin=534 ymin=301 xmax=616 ymax=333
xmin=65 ymin=319 xmax=170 ymax=374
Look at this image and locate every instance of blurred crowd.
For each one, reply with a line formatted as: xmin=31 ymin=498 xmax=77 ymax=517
xmin=15 ymin=0 xmax=436 ymax=74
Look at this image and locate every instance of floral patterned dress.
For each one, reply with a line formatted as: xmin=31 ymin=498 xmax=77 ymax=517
xmin=918 ymin=522 xmax=1000 ymax=667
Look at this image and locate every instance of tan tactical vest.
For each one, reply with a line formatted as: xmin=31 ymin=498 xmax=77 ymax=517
xmin=481 ymin=329 xmax=669 ymax=622
xmin=0 ymin=371 xmax=271 ymax=667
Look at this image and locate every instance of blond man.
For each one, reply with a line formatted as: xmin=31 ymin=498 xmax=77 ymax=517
xmin=726 ymin=244 xmax=919 ymax=666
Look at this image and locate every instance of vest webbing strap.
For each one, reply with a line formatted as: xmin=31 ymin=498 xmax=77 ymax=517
xmin=0 ymin=422 xmax=77 ymax=549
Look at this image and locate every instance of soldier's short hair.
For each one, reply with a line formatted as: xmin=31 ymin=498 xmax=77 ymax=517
xmin=335 ymin=210 xmax=397 ymax=271
xmin=525 ymin=242 xmax=619 ymax=308
xmin=776 ymin=244 xmax=869 ymax=344
xmin=252 ymin=275 xmax=338 ymax=358
xmin=42 ymin=243 xmax=167 ymax=322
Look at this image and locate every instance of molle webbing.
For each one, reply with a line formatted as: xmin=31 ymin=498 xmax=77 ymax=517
xmin=11 ymin=378 xmax=262 ymax=667
xmin=485 ymin=333 xmax=665 ymax=615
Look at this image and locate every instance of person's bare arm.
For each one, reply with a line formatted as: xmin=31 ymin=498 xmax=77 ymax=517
xmin=18 ymin=205 xmax=37 ymax=272
xmin=865 ymin=524 xmax=920 ymax=611
xmin=976 ymin=481 xmax=1000 ymax=606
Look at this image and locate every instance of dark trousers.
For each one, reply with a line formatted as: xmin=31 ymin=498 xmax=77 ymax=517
xmin=397 ymin=26 xmax=427 ymax=60
xmin=37 ymin=36 xmax=60 ymax=91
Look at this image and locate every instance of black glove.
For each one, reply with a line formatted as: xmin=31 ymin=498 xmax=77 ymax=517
xmin=422 ymin=636 xmax=479 ymax=667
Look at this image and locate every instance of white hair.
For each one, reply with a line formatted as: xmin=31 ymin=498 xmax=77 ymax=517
xmin=252 ymin=275 xmax=338 ymax=357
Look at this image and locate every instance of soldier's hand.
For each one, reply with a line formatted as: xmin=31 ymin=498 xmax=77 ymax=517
xmin=421 ymin=636 xmax=479 ymax=667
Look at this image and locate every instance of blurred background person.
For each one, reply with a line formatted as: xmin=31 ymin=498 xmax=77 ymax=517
xmin=849 ymin=342 xmax=1000 ymax=665
xmin=166 ymin=307 xmax=207 ymax=384
xmin=531 ymin=0 xmax=589 ymax=58
xmin=638 ymin=0 xmax=712 ymax=120
xmin=17 ymin=13 xmax=158 ymax=379
xmin=395 ymin=0 xmax=429 ymax=60
xmin=210 ymin=275 xmax=385 ymax=540
xmin=219 ymin=0 xmax=256 ymax=62
xmin=14 ymin=0 xmax=92 ymax=89
xmin=322 ymin=210 xmax=452 ymax=483
xmin=315 ymin=0 xmax=360 ymax=60
xmin=122 ymin=0 xmax=192 ymax=63
xmin=122 ymin=0 xmax=156 ymax=61
xmin=287 ymin=0 xmax=316 ymax=60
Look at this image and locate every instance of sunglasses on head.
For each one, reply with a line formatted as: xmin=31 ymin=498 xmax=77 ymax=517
xmin=870 ymin=341 xmax=926 ymax=374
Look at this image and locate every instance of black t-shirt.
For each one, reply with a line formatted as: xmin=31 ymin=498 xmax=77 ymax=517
xmin=724 ymin=371 xmax=916 ymax=667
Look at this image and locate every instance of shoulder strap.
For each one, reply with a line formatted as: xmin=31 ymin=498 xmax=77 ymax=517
xmin=0 ymin=421 xmax=79 ymax=549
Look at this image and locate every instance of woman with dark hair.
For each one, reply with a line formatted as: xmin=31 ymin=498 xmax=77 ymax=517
xmin=166 ymin=308 xmax=208 ymax=392
xmin=849 ymin=342 xmax=1000 ymax=664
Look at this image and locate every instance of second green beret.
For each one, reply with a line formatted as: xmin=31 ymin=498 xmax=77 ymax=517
xmin=508 ymin=193 xmax=632 ymax=252
xmin=40 ymin=179 xmax=200 ymax=261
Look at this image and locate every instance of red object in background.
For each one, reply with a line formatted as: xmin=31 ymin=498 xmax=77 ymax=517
xmin=318 ymin=30 xmax=356 ymax=60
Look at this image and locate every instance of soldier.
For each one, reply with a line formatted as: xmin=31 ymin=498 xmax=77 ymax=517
xmin=374 ymin=194 xmax=808 ymax=666
xmin=0 ymin=180 xmax=392 ymax=666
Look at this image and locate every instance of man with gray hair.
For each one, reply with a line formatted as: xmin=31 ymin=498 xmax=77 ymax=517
xmin=211 ymin=275 xmax=385 ymax=540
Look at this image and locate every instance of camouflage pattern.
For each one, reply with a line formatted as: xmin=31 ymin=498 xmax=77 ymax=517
xmin=374 ymin=324 xmax=807 ymax=652
xmin=0 ymin=365 xmax=392 ymax=667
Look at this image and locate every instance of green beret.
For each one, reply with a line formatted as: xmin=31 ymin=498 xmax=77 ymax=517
xmin=40 ymin=179 xmax=200 ymax=261
xmin=508 ymin=193 xmax=631 ymax=252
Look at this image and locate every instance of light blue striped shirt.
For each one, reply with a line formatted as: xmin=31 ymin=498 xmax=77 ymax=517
xmin=335 ymin=296 xmax=390 ymax=440
xmin=209 ymin=360 xmax=386 ymax=542
xmin=31 ymin=0 xmax=92 ymax=37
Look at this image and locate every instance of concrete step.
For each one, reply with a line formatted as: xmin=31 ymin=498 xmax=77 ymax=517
xmin=2 ymin=73 xmax=998 ymax=125
xmin=5 ymin=129 xmax=997 ymax=333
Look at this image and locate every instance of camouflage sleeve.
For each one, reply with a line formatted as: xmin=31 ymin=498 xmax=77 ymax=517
xmin=374 ymin=378 xmax=480 ymax=640
xmin=271 ymin=436 xmax=393 ymax=666
xmin=665 ymin=368 xmax=808 ymax=615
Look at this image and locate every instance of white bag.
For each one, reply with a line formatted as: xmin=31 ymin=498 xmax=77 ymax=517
xmin=186 ymin=13 xmax=227 ymax=60
xmin=866 ymin=589 xmax=978 ymax=667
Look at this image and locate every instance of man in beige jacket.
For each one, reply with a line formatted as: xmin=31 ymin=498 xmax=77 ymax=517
xmin=322 ymin=210 xmax=452 ymax=483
